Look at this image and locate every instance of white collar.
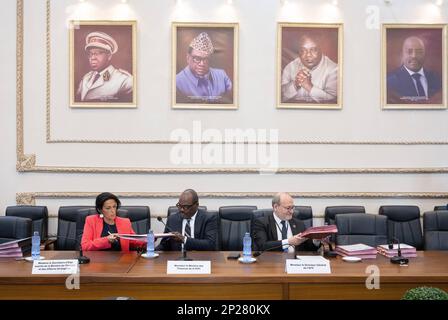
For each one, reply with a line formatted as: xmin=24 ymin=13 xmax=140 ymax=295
xmin=403 ymin=65 xmax=425 ymax=78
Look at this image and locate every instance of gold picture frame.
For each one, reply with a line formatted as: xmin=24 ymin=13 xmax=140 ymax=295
xmin=277 ymin=23 xmax=343 ymax=109
xmin=172 ymin=22 xmax=238 ymax=109
xmin=69 ymin=20 xmax=137 ymax=108
xmin=382 ymin=24 xmax=446 ymax=110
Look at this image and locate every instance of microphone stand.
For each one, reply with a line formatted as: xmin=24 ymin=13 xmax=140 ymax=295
xmin=157 ymin=216 xmax=192 ymax=261
xmin=178 ymin=243 xmax=193 ymax=261
xmin=390 ymin=238 xmax=408 ymax=265
xmin=76 ymin=236 xmax=90 ymax=264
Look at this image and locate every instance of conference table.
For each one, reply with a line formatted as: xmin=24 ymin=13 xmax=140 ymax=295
xmin=0 ymin=251 xmax=447 ymax=300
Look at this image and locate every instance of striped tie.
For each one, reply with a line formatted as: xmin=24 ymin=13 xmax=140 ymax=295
xmin=184 ymin=219 xmax=191 ymax=238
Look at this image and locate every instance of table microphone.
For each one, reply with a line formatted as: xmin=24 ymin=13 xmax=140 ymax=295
xmin=157 ymin=216 xmax=192 ymax=261
xmin=51 ymin=235 xmax=90 ymax=264
xmin=388 ymin=237 xmax=409 ymax=265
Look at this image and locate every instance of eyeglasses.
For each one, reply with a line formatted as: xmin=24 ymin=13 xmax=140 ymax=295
xmin=190 ymin=55 xmax=210 ymax=64
xmin=176 ymin=202 xmax=197 ymax=210
xmin=280 ymin=205 xmax=295 ymax=211
xmin=298 ymin=47 xmax=320 ymax=56
xmin=87 ymin=50 xmax=108 ymax=58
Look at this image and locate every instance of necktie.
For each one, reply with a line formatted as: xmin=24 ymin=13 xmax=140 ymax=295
xmin=91 ymin=73 xmax=101 ymax=87
xmin=184 ymin=219 xmax=191 ymax=238
xmin=411 ymin=73 xmax=425 ymax=97
xmin=281 ymin=221 xmax=287 ymax=240
xmin=197 ymin=78 xmax=209 ymax=97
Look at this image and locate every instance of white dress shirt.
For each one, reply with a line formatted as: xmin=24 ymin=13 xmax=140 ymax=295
xmin=182 ymin=210 xmax=197 ymax=244
xmin=403 ymin=66 xmax=428 ymax=98
xmin=273 ymin=213 xmax=294 ymax=253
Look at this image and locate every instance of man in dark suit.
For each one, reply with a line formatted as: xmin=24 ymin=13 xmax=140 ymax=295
xmin=387 ymin=36 xmax=442 ymax=104
xmin=252 ymin=192 xmax=319 ymax=252
xmin=156 ymin=189 xmax=217 ymax=251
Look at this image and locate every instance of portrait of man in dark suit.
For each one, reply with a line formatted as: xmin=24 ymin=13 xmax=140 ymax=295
xmin=384 ymin=26 xmax=445 ymax=108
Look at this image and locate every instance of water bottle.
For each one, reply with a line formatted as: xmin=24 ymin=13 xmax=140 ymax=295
xmin=31 ymin=231 xmax=41 ymax=260
xmin=242 ymin=232 xmax=252 ymax=261
xmin=146 ymin=230 xmax=155 ymax=257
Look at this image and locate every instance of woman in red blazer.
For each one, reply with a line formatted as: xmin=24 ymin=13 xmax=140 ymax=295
xmin=81 ymin=192 xmax=145 ymax=252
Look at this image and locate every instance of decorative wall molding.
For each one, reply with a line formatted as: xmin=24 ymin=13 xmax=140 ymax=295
xmin=16 ymin=191 xmax=448 ymax=204
xmin=15 ymin=0 xmax=448 ymax=174
xmin=15 ymin=166 xmax=448 ymax=174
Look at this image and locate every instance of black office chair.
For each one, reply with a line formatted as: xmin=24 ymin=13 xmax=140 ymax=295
xmin=167 ymin=205 xmax=207 ymax=217
xmin=324 ymin=206 xmax=366 ymax=225
xmin=379 ymin=205 xmax=423 ymax=249
xmin=423 ymin=210 xmax=448 ymax=250
xmin=252 ymin=207 xmax=313 ymax=228
xmin=0 ymin=216 xmax=32 ymax=244
xmin=56 ymin=206 xmax=94 ymax=250
xmin=5 ymin=205 xmax=49 ymax=241
xmin=218 ymin=206 xmax=257 ymax=251
xmin=335 ymin=213 xmax=388 ymax=247
xmin=434 ymin=205 xmax=447 ymax=211
xmin=118 ymin=206 xmax=151 ymax=234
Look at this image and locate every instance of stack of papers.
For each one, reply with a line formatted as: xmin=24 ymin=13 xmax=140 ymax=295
xmin=335 ymin=243 xmax=377 ymax=259
xmin=300 ymin=225 xmax=338 ymax=239
xmin=377 ymin=244 xmax=417 ymax=258
xmin=116 ymin=233 xmax=174 ymax=241
xmin=0 ymin=237 xmax=31 ymax=258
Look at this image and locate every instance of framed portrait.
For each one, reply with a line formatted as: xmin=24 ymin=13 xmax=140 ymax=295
xmin=70 ymin=21 xmax=137 ymax=108
xmin=277 ymin=23 xmax=343 ymax=109
xmin=172 ymin=22 xmax=238 ymax=109
xmin=382 ymin=24 xmax=446 ymax=109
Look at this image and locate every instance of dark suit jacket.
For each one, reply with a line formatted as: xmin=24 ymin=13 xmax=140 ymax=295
xmin=387 ymin=66 xmax=442 ymax=101
xmin=156 ymin=209 xmax=217 ymax=251
xmin=252 ymin=213 xmax=318 ymax=252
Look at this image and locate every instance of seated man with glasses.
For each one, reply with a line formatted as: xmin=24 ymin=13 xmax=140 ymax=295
xmin=176 ymin=32 xmax=232 ymax=104
xmin=156 ymin=189 xmax=217 ymax=251
xmin=252 ymin=192 xmax=319 ymax=253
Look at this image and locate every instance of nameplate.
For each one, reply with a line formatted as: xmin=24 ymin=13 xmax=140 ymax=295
xmin=32 ymin=259 xmax=79 ymax=274
xmin=286 ymin=256 xmax=331 ymax=274
xmin=167 ymin=261 xmax=211 ymax=274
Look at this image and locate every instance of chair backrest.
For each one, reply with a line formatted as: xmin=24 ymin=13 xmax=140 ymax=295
xmin=56 ymin=206 xmax=94 ymax=250
xmin=335 ymin=213 xmax=388 ymax=247
xmin=379 ymin=205 xmax=423 ymax=249
xmin=118 ymin=206 xmax=151 ymax=234
xmin=294 ymin=206 xmax=313 ymax=229
xmin=167 ymin=205 xmax=207 ymax=217
xmin=423 ymin=210 xmax=448 ymax=250
xmin=0 ymin=216 xmax=32 ymax=244
xmin=252 ymin=207 xmax=313 ymax=228
xmin=5 ymin=205 xmax=49 ymax=241
xmin=218 ymin=206 xmax=257 ymax=251
xmin=434 ymin=205 xmax=447 ymax=211
xmin=324 ymin=206 xmax=366 ymax=225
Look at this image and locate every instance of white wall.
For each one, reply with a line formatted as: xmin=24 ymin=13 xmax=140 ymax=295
xmin=1 ymin=0 xmax=448 ymax=236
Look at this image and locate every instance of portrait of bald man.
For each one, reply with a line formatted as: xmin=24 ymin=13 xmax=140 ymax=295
xmin=385 ymin=27 xmax=444 ymax=106
xmin=279 ymin=24 xmax=342 ymax=108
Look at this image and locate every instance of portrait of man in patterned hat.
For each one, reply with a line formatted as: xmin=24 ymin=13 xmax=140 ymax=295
xmin=71 ymin=22 xmax=136 ymax=107
xmin=173 ymin=24 xmax=237 ymax=108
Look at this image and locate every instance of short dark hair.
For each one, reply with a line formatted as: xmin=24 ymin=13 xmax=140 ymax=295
xmin=95 ymin=192 xmax=121 ymax=214
xmin=182 ymin=189 xmax=199 ymax=204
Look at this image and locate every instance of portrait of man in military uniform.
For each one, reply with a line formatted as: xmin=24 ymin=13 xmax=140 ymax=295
xmin=70 ymin=21 xmax=136 ymax=108
xmin=173 ymin=23 xmax=238 ymax=109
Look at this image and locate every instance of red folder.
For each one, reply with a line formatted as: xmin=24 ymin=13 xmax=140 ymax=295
xmin=299 ymin=225 xmax=338 ymax=239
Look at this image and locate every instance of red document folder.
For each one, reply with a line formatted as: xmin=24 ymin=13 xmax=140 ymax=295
xmin=299 ymin=225 xmax=338 ymax=239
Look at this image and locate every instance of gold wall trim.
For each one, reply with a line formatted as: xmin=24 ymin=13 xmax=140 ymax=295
xmin=14 ymin=1 xmax=448 ymax=175
xmin=15 ymin=166 xmax=448 ymax=174
xmin=16 ymin=191 xmax=448 ymax=206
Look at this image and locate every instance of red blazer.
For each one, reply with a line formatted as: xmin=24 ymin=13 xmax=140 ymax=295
xmin=81 ymin=215 xmax=144 ymax=252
